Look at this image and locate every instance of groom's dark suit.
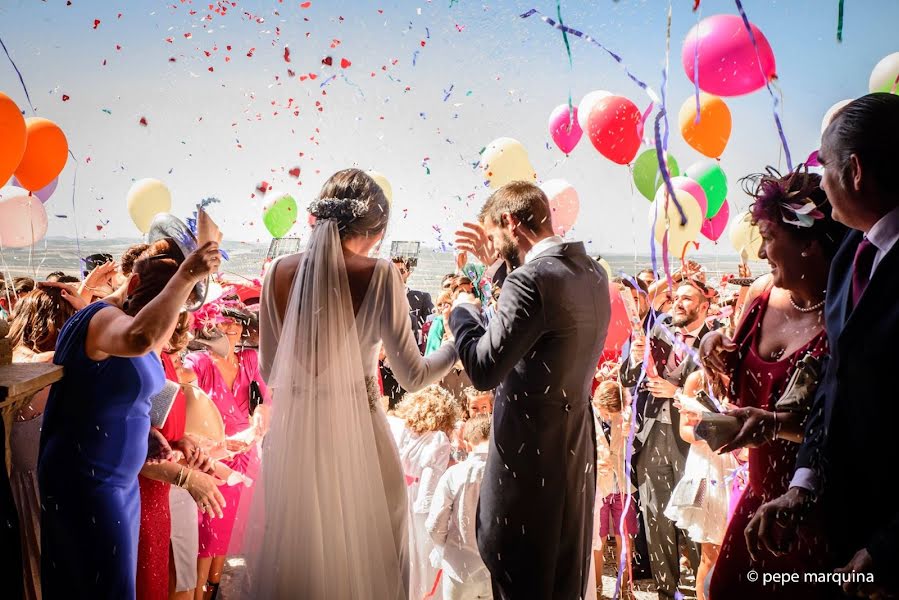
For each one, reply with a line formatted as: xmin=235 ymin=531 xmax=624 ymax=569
xmin=450 ymin=241 xmax=609 ymax=600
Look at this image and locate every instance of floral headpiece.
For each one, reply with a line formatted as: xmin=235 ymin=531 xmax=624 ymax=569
xmin=742 ymin=164 xmax=827 ymax=230
xmin=308 ymin=196 xmax=368 ymax=221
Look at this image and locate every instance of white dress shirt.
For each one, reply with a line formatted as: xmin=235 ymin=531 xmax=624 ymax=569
xmin=791 ymin=206 xmax=899 ymax=492
xmin=524 ymin=235 xmax=565 ymax=264
xmin=425 ymin=450 xmax=490 ymax=583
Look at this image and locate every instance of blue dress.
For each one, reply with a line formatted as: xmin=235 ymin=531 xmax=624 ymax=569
xmin=38 ymin=302 xmax=165 ymax=599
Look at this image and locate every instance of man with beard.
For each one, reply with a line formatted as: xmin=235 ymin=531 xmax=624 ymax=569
xmin=619 ymin=280 xmax=711 ymax=599
xmin=450 ymin=181 xmax=610 ymax=600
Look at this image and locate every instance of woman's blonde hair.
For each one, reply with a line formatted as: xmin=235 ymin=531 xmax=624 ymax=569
xmin=397 ymin=384 xmax=461 ymax=435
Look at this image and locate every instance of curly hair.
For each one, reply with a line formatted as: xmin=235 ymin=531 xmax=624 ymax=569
xmin=742 ymin=166 xmax=847 ymax=259
xmin=463 ymin=414 xmax=491 ymax=445
xmin=398 ymin=384 xmax=461 ymax=435
xmin=165 ymin=311 xmax=193 ymax=355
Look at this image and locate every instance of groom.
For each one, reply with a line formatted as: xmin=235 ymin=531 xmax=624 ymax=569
xmin=450 ymin=181 xmax=610 ymax=600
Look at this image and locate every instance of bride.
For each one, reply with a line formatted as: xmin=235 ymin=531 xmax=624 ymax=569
xmin=247 ymin=169 xmax=458 ymax=598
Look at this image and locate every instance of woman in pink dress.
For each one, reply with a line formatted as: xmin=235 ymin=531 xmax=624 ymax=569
xmin=182 ymin=300 xmax=270 ymax=599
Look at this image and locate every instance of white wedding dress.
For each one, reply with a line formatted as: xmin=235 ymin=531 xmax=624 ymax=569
xmin=243 ymin=220 xmax=457 ymax=599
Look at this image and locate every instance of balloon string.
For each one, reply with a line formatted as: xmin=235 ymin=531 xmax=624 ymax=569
xmin=0 ymin=35 xmax=36 ymax=113
xmin=734 ymin=0 xmax=793 ymax=171
xmin=520 ymin=8 xmax=660 ymax=104
xmin=67 ymin=149 xmax=84 ymax=281
xmin=836 ymin=0 xmax=845 ymax=42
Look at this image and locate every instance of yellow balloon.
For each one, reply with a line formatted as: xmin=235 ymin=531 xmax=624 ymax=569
xmin=127 ymin=178 xmax=172 ymax=233
xmin=366 ymin=170 xmax=393 ymax=205
xmin=649 ymin=187 xmax=703 ymax=255
xmin=480 ymin=137 xmax=537 ymax=189
xmin=597 ymin=257 xmax=613 ymax=279
xmin=728 ymin=210 xmax=763 ymax=260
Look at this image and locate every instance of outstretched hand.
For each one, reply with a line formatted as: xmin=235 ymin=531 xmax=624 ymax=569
xmin=454 ymin=222 xmax=497 ymax=267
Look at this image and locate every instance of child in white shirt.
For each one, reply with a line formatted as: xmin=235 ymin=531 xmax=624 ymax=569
xmin=426 ymin=415 xmax=493 ymax=600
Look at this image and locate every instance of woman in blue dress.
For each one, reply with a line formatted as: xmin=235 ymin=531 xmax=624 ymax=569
xmin=38 ymin=238 xmax=221 ymax=599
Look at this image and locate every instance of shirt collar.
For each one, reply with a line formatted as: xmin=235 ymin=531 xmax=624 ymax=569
xmin=524 ymin=235 xmax=565 ymax=264
xmin=866 ymin=205 xmax=899 ymax=255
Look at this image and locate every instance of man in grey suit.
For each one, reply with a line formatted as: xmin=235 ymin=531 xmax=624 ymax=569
xmin=450 ymin=181 xmax=610 ymax=600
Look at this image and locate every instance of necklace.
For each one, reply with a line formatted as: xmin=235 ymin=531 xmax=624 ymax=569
xmin=790 ymin=294 xmax=825 ymax=313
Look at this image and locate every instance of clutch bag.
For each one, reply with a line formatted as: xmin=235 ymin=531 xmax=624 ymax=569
xmin=774 ymin=352 xmax=822 ymax=414
xmin=149 ymin=380 xmax=181 ymax=428
xmin=694 ymin=413 xmax=741 ymax=452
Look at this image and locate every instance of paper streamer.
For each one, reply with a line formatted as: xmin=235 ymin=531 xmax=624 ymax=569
xmin=520 ymin=8 xmax=660 ymax=104
xmin=0 ymin=35 xmax=35 ymax=112
xmin=836 ymin=0 xmax=845 ymax=42
xmin=734 ymin=0 xmax=793 ymax=171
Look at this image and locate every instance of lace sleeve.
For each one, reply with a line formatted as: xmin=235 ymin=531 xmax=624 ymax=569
xmin=380 ymin=261 xmax=457 ymax=392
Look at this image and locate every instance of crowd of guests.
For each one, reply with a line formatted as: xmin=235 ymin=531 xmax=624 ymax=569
xmin=1 ymin=92 xmax=898 ymax=600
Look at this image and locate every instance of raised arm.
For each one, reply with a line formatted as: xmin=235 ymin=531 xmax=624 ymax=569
xmin=381 ymin=263 xmax=457 ymax=391
xmin=86 ymin=242 xmax=220 ymax=360
xmin=449 ymin=269 xmax=544 ymax=391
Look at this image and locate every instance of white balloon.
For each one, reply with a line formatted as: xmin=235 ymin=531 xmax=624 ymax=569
xmin=479 ymin=137 xmax=536 ymax=189
xmin=0 ymin=188 xmax=49 ymax=248
xmin=577 ymin=90 xmax=612 ymax=132
xmin=821 ymin=99 xmax=853 ymax=134
xmin=649 ymin=187 xmax=703 ymax=254
xmin=366 ymin=170 xmax=393 ymax=205
xmin=869 ymin=52 xmax=899 ymax=94
xmin=728 ymin=210 xmax=763 ymax=260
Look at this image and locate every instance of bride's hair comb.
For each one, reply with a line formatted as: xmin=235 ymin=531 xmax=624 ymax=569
xmin=308 ymin=196 xmax=368 ymax=221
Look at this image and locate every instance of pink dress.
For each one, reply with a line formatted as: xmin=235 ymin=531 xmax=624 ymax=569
xmin=184 ymin=349 xmax=270 ymax=557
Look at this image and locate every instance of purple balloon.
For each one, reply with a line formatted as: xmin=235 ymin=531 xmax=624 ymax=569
xmin=12 ymin=175 xmax=57 ymax=203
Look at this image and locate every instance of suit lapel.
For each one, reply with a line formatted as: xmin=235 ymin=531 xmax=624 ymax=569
xmin=842 ymin=233 xmax=899 ymax=339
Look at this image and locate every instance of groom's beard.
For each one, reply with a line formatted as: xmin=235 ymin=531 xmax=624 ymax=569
xmin=497 ymin=232 xmax=522 ymax=270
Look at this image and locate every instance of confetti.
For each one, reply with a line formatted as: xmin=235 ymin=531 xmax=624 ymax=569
xmin=340 ymin=58 xmax=351 ymax=68
xmin=139 ymin=116 xmax=148 ymax=126
xmin=288 ymin=167 xmax=301 ymax=178
xmin=62 ymin=94 xmax=70 ymax=102
xmin=300 ymin=1 xmax=312 ymax=8
xmin=322 ymin=56 xmax=332 ymax=66
xmin=283 ymin=46 xmax=291 ymax=62
xmin=92 ymin=19 xmax=101 ymax=29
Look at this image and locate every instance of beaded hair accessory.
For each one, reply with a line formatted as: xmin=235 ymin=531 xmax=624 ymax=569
xmin=308 ymin=197 xmax=368 ymax=221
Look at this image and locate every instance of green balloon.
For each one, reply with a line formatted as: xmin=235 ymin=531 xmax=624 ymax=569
xmin=685 ymin=160 xmax=727 ymax=218
xmin=263 ymin=193 xmax=298 ymax=238
xmin=633 ymin=150 xmax=679 ymax=201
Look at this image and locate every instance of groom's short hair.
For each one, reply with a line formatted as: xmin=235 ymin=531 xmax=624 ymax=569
xmin=479 ymin=181 xmax=553 ymax=234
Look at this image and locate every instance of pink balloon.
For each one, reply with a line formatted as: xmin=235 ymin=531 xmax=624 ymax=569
xmin=669 ymin=176 xmax=708 ymax=218
xmin=13 ymin=175 xmax=57 ymax=203
xmin=604 ymin=285 xmax=631 ymax=354
xmin=682 ymin=14 xmax=776 ymax=97
xmin=548 ymin=104 xmax=583 ymax=155
xmin=541 ymin=179 xmax=580 ymax=236
xmin=0 ymin=189 xmax=49 ymax=248
xmin=700 ymin=198 xmax=730 ymax=242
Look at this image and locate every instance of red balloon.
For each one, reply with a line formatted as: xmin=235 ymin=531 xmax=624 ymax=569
xmin=586 ymin=96 xmax=642 ymax=165
xmin=604 ymin=284 xmax=631 ymax=354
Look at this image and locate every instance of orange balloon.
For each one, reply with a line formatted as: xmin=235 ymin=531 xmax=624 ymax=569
xmin=679 ymin=93 xmax=732 ymax=159
xmin=0 ymin=92 xmax=27 ymax=186
xmin=14 ymin=117 xmax=68 ymax=191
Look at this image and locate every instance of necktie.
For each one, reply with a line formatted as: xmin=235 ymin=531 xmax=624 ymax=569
xmin=672 ymin=332 xmax=693 ymax=368
xmin=851 ymin=238 xmax=878 ymax=307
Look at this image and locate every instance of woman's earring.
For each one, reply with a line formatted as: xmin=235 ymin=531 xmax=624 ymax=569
xmin=801 ymin=251 xmax=808 ymax=257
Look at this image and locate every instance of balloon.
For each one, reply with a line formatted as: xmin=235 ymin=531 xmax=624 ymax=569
xmin=597 ymin=257 xmax=612 ymax=279
xmin=479 ymin=137 xmax=536 ymax=189
xmin=821 ymin=99 xmax=853 ymax=134
xmin=548 ymin=104 xmax=583 ymax=155
xmin=14 ymin=117 xmax=68 ymax=191
xmin=127 ymin=178 xmax=172 ymax=233
xmin=729 ymin=210 xmax=763 ymax=260
xmin=700 ymin=199 xmax=730 ymax=242
xmin=632 ymin=150 xmax=679 ymax=201
xmin=650 ymin=187 xmax=703 ymax=255
xmin=0 ymin=92 xmax=26 ymax=188
xmin=869 ymin=52 xmax=899 ymax=94
xmin=366 ymin=170 xmax=393 ymax=205
xmin=577 ymin=90 xmax=612 ymax=132
xmin=605 ymin=284 xmax=631 ymax=354
xmin=263 ymin=191 xmax=298 ymax=238
xmin=12 ymin=175 xmax=57 ymax=203
xmin=0 ymin=187 xmax=49 ymax=248
xmin=678 ymin=94 xmax=732 ymax=158
xmin=586 ymin=95 xmax=642 ymax=165
xmin=669 ymin=176 xmax=708 ymax=218
xmin=685 ymin=160 xmax=727 ymax=218
xmin=540 ymin=179 xmax=580 ymax=236
xmin=682 ymin=14 xmax=776 ymax=97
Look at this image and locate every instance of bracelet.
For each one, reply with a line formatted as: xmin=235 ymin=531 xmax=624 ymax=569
xmin=184 ymin=469 xmax=193 ymax=490
xmin=175 ymin=466 xmax=185 ymax=487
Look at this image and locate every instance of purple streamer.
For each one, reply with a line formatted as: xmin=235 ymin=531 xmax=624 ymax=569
xmin=0 ymin=35 xmax=35 ymax=113
xmin=734 ymin=0 xmax=793 ymax=170
xmin=520 ymin=8 xmax=659 ymax=103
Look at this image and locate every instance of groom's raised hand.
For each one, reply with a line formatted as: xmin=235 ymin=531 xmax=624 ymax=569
xmin=454 ymin=222 xmax=497 ymax=267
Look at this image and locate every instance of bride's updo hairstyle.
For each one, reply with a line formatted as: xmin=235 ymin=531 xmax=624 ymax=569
xmin=307 ymin=169 xmax=389 ymax=240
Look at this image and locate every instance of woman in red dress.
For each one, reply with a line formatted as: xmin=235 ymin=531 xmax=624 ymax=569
xmin=700 ymin=168 xmax=847 ymax=599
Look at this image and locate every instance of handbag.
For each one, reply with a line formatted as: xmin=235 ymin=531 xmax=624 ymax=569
xmin=249 ymin=380 xmax=263 ymax=415
xmin=774 ymin=351 xmax=822 ymax=414
xmin=670 ymin=477 xmax=707 ymax=509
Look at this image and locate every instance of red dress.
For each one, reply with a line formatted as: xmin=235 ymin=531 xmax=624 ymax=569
xmin=136 ymin=354 xmax=187 ymax=600
xmin=709 ymin=291 xmax=830 ymax=599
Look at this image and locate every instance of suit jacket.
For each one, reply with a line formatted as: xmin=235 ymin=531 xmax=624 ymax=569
xmin=795 ymin=229 xmax=899 ymax=586
xmin=619 ymin=315 xmax=709 ymax=457
xmin=406 ymin=288 xmax=434 ymax=344
xmin=450 ymin=241 xmax=609 ymax=600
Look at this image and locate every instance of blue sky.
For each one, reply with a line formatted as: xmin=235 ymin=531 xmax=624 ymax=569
xmin=1 ymin=0 xmax=897 ymax=254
